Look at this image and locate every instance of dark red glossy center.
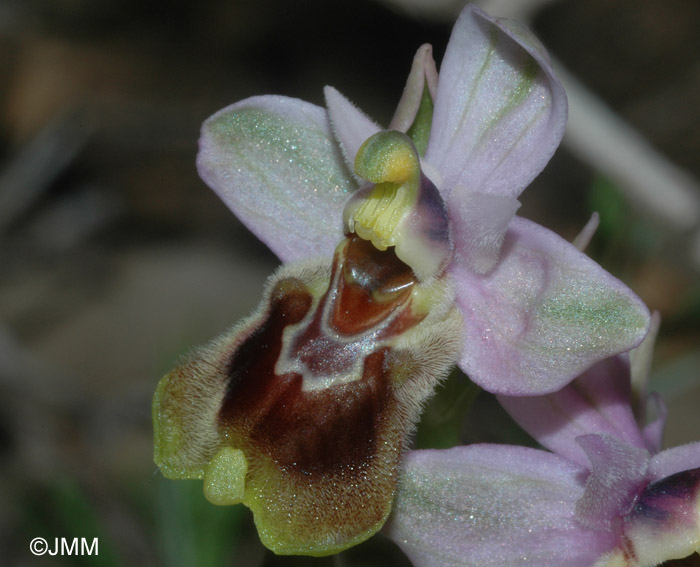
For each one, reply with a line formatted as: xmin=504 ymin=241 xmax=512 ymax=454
xmin=332 ymin=236 xmax=416 ymax=335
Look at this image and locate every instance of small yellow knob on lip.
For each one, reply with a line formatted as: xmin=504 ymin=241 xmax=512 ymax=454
xmin=203 ymin=446 xmax=248 ymax=506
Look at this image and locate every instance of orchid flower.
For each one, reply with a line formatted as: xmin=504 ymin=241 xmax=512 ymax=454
xmin=152 ymin=5 xmax=649 ymax=557
xmin=387 ymin=316 xmax=700 ymax=567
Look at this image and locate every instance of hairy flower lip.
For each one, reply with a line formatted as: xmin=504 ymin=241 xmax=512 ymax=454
xmin=154 ymin=232 xmax=464 ymax=555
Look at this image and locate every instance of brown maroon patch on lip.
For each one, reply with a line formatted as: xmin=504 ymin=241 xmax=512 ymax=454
xmin=252 ymin=348 xmax=393 ymax=473
xmin=218 ymin=271 xmax=397 ymax=475
xmin=218 ymin=278 xmax=312 ymax=427
xmin=332 ymin=235 xmax=416 ymax=336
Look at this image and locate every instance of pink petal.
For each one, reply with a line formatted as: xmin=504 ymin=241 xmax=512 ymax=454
xmin=389 ymin=44 xmax=439 ymax=133
xmin=425 ymin=5 xmax=567 ymax=201
xmin=575 ymin=434 xmax=650 ymax=530
xmin=448 ymin=190 xmax=521 ymax=274
xmin=324 ymin=86 xmax=381 ymax=173
xmin=386 ymin=445 xmax=610 ymax=567
xmin=572 ymin=212 xmax=600 ymax=251
xmin=630 ymin=310 xmax=661 ymax=423
xmin=453 ymin=217 xmax=650 ymax=395
xmin=197 ymin=95 xmax=354 ymax=263
xmin=499 ymin=354 xmax=648 ymax=468
xmin=642 ymin=392 xmax=667 ymax=454
xmin=650 ymin=442 xmax=700 ymax=481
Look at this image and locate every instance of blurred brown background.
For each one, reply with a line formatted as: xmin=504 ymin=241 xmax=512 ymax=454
xmin=1 ymin=0 xmax=699 ymax=565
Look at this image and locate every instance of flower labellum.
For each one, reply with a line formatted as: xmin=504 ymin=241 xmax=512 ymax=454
xmin=153 ymin=130 xmax=462 ymax=555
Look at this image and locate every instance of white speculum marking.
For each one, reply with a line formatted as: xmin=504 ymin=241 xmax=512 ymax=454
xmin=274 ymin=260 xmax=407 ymax=393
